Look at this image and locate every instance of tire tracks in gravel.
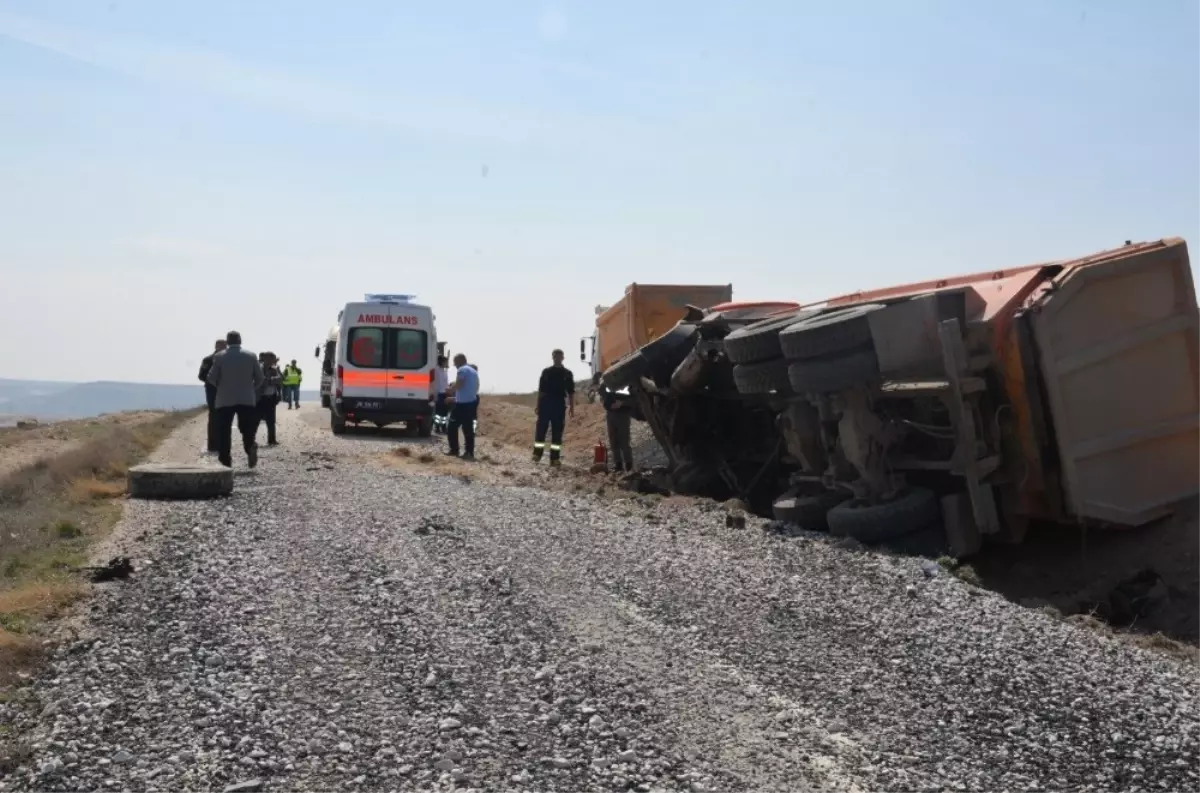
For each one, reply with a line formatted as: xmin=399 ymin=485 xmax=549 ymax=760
xmin=402 ymin=494 xmax=865 ymax=792
xmin=271 ymin=468 xmax=825 ymax=791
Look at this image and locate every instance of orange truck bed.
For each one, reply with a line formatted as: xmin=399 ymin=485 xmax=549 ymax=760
xmin=593 ymin=283 xmax=733 ymax=376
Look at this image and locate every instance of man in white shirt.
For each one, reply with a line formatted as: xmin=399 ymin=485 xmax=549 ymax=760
xmin=444 ymin=354 xmax=479 ymax=460
xmin=432 ymin=355 xmax=450 ymax=434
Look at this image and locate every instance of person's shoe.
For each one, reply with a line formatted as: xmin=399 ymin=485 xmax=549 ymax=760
xmin=531 ymin=455 xmax=542 ymax=464
xmin=218 ymin=458 xmax=232 ymax=468
xmin=462 ymin=453 xmax=476 ymax=462
xmin=444 ymin=450 xmax=460 ymax=458
xmin=247 ymin=445 xmax=258 ymax=469
xmin=549 ymin=459 xmax=562 ymax=467
xmin=267 ymin=440 xmax=279 ymax=447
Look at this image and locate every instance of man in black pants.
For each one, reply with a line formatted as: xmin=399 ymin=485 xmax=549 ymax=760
xmin=600 ymin=383 xmax=635 ymax=472
xmin=206 ymin=331 xmax=264 ymax=469
xmin=532 ymin=349 xmax=575 ymax=466
xmin=445 ymin=353 xmax=479 ymax=461
xmin=197 ymin=338 xmax=227 ymax=454
xmin=256 ymin=352 xmax=283 ymax=446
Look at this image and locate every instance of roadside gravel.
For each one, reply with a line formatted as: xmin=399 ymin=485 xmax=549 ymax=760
xmin=1 ymin=407 xmax=1196 ymax=792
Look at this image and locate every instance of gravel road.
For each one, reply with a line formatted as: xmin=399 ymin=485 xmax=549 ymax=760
xmin=2 ymin=407 xmax=1196 ymax=792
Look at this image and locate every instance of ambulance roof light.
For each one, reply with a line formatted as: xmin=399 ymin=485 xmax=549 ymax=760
xmin=365 ymin=293 xmax=415 ymax=304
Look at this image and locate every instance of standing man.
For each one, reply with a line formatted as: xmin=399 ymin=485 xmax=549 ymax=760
xmin=532 ymin=349 xmax=575 ymax=467
xmin=207 ymin=331 xmax=264 ymax=469
xmin=600 ymin=384 xmax=635 ymax=472
xmin=256 ymin=352 xmax=284 ymax=446
xmin=281 ymin=359 xmax=303 ymax=409
xmin=444 ymin=353 xmax=479 ymax=461
xmin=432 ymin=355 xmax=450 ymax=434
xmin=197 ymin=338 xmax=227 ymax=455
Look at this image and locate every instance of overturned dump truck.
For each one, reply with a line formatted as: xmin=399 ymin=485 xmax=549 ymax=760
xmin=602 ymin=239 xmax=1199 ymax=556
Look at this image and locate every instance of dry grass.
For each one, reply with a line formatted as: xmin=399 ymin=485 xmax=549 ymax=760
xmin=0 ymin=408 xmax=202 ymax=687
xmin=68 ymin=477 xmax=127 ymax=502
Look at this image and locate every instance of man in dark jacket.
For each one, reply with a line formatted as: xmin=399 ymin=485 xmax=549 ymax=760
xmin=256 ymin=352 xmax=284 ymax=446
xmin=532 ymin=349 xmax=575 ymax=466
xmin=197 ymin=338 xmax=227 ymax=454
xmin=206 ymin=331 xmax=264 ymax=469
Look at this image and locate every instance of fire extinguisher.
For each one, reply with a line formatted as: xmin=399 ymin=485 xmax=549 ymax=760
xmin=594 ymin=440 xmax=607 ymax=466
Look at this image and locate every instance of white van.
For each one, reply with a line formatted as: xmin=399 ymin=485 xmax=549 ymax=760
xmin=329 ymin=294 xmax=438 ymax=436
xmin=317 ymin=323 xmax=338 ymax=408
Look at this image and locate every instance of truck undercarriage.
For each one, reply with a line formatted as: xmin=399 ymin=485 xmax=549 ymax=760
xmin=602 ymin=239 xmax=1199 ymax=556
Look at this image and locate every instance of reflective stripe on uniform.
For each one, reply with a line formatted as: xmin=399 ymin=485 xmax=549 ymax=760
xmin=533 ymin=442 xmax=546 ymax=449
xmin=549 ymin=444 xmax=562 ymax=451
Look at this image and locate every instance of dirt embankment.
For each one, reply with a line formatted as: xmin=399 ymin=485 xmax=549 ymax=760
xmin=478 ymin=392 xmax=615 ymax=464
xmin=0 ymin=409 xmax=204 ymax=686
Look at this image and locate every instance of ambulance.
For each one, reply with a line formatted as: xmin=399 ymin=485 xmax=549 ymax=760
xmin=329 ymin=294 xmax=439 ymax=436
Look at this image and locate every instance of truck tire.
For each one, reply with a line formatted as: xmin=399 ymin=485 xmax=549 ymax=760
xmin=722 ymin=310 xmax=818 ymax=364
xmin=779 ymin=304 xmax=885 ymax=360
xmin=127 ymin=463 xmax=233 ymax=500
xmin=786 ymin=347 xmax=880 ymax=394
xmin=732 ymin=358 xmax=792 ymax=395
xmin=601 ymin=350 xmax=648 ymax=391
xmin=771 ymin=490 xmax=849 ymax=531
xmin=826 ymin=487 xmax=941 ymax=544
xmin=331 ymin=412 xmax=347 ymax=435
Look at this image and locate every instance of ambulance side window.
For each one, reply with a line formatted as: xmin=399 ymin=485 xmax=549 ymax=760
xmin=348 ymin=328 xmax=385 ymax=368
xmin=391 ymin=330 xmax=428 ymax=369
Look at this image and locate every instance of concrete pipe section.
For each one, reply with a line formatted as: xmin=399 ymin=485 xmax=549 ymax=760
xmin=126 ymin=463 xmax=234 ymax=500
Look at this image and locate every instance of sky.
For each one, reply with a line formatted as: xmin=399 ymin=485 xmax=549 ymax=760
xmin=0 ymin=0 xmax=1197 ymax=393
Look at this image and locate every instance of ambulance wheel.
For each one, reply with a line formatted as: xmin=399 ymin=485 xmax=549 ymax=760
xmin=331 ymin=413 xmax=347 ymax=435
xmin=417 ymin=418 xmax=433 ymax=438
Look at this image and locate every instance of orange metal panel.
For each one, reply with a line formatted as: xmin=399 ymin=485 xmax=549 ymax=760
xmin=595 ymin=283 xmax=732 ymax=371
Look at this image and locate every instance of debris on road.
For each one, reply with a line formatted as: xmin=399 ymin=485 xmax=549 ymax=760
xmin=83 ymin=556 xmax=134 ymax=583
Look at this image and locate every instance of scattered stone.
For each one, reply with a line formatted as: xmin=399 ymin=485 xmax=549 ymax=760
xmin=0 ymin=412 xmax=1189 ymax=793
xmin=223 ymin=781 xmax=264 ymax=793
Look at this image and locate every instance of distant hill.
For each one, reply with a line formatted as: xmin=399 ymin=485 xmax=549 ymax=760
xmin=0 ymin=379 xmax=319 ymax=425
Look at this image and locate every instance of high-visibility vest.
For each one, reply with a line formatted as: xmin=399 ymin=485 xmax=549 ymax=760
xmin=282 ymin=366 xmax=302 ymax=386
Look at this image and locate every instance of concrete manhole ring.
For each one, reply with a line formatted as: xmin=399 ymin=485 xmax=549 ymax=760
xmin=127 ymin=463 xmax=234 ymax=500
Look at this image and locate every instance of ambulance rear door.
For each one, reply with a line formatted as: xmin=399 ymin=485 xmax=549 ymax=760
xmin=340 ymin=304 xmax=390 ymax=410
xmin=385 ymin=305 xmax=433 ymax=403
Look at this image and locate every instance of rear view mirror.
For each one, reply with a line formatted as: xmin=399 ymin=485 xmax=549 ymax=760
xmin=579 ymin=338 xmax=586 ymax=361
xmin=314 ymin=346 xmax=320 ymax=358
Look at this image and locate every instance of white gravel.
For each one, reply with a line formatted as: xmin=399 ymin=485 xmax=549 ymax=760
xmin=1 ymin=406 xmax=1196 ymax=792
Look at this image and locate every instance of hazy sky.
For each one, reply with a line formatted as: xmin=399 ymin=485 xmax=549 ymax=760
xmin=1 ymin=1 xmax=1196 ymax=393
